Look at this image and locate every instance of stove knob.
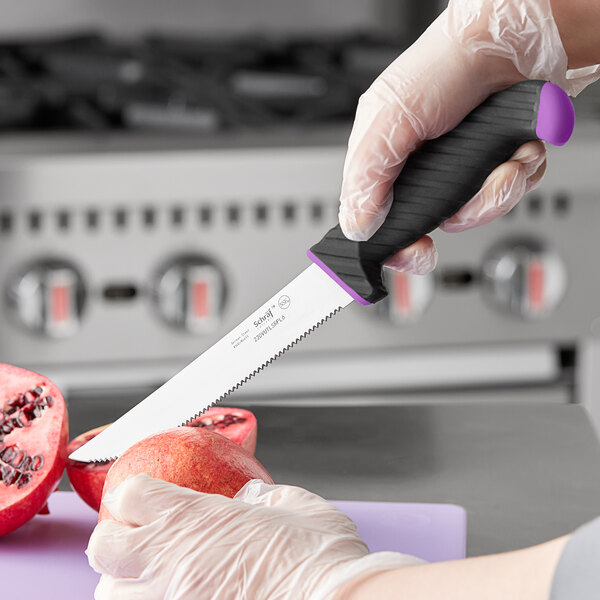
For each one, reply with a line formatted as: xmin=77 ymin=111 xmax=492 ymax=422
xmin=378 ymin=268 xmax=435 ymax=324
xmin=481 ymin=239 xmax=567 ymax=318
xmin=153 ymin=256 xmax=225 ymax=333
xmin=7 ymin=260 xmax=86 ymax=338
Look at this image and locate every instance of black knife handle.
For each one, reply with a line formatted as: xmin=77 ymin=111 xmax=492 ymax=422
xmin=308 ymin=80 xmax=574 ymax=305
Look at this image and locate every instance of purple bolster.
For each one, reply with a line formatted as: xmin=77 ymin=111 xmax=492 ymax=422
xmin=536 ymin=82 xmax=575 ymax=146
xmin=307 ymin=250 xmax=371 ymax=305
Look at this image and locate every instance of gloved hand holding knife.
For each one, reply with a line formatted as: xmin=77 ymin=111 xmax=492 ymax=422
xmin=83 ymin=0 xmax=600 ymax=598
xmin=339 ymin=0 xmax=599 ymax=276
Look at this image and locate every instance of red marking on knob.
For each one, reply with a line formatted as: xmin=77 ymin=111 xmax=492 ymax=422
xmin=51 ymin=285 xmax=70 ymax=323
xmin=528 ymin=259 xmax=545 ymax=314
xmin=193 ymin=281 xmax=209 ymax=318
xmin=393 ymin=272 xmax=411 ymax=316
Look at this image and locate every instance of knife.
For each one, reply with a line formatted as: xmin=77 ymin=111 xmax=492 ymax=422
xmin=69 ymin=80 xmax=574 ymax=463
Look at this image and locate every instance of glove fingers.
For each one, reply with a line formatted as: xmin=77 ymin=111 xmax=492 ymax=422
xmin=94 ymin=574 xmax=149 ymax=600
xmin=344 ymin=139 xmax=544 ymax=258
xmin=237 ymin=479 xmax=331 ymax=507
xmin=236 ymin=479 xmax=341 ymax=514
xmin=384 ymin=235 xmax=438 ymax=275
xmin=101 ymin=473 xmax=201 ymax=526
xmin=338 ymin=84 xmax=422 ymax=242
xmin=523 ymin=153 xmax=547 ymax=193
xmin=337 ymin=13 xmax=503 ymax=244
xmin=87 ymin=521 xmax=131 ymax=575
xmin=440 ymin=140 xmax=546 ymax=233
xmin=235 ymin=480 xmax=363 ymax=537
xmin=87 ymin=520 xmax=158 ymax=579
xmin=339 ymin=184 xmax=396 ymax=243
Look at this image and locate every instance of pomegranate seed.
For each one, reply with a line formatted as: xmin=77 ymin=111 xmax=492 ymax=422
xmin=10 ymin=449 xmax=25 ymax=469
xmin=31 ymin=455 xmax=44 ymax=471
xmin=4 ymin=468 xmax=18 ymax=486
xmin=193 ymin=413 xmax=246 ymax=431
xmin=1 ymin=446 xmax=15 ymax=464
xmin=45 ymin=396 xmax=54 ymax=407
xmin=20 ymin=455 xmax=31 ymax=472
xmin=16 ymin=472 xmax=32 ymax=489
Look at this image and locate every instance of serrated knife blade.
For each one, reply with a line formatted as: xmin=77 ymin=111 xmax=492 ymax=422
xmin=68 ymin=264 xmax=354 ymax=462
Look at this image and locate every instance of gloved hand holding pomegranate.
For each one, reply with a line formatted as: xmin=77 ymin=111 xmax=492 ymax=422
xmin=86 ymin=474 xmax=422 ymax=600
xmin=339 ymin=0 xmax=600 ymax=275
xmin=86 ymin=474 xmax=576 ymax=600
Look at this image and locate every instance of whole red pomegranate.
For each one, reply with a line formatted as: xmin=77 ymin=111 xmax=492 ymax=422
xmin=99 ymin=426 xmax=273 ymax=521
xmin=0 ymin=364 xmax=68 ymax=536
xmin=67 ymin=407 xmax=258 ymax=512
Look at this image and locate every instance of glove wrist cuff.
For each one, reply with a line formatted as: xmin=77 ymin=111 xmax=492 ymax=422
xmin=314 ymin=552 xmax=425 ymax=600
xmin=442 ymin=0 xmax=600 ymax=96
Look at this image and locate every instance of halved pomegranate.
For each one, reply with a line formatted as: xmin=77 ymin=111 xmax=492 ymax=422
xmin=67 ymin=406 xmax=258 ymax=511
xmin=0 ymin=364 xmax=68 ymax=536
xmin=99 ymin=427 xmax=273 ymax=521
xmin=65 ymin=424 xmax=112 ymax=513
xmin=188 ymin=406 xmax=257 ymax=454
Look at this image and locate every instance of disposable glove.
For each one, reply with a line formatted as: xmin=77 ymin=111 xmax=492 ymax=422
xmin=339 ymin=0 xmax=600 ymax=274
xmin=87 ymin=474 xmax=423 ymax=600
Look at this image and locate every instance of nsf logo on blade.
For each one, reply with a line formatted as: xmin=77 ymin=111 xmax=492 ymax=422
xmin=278 ymin=295 xmax=291 ymax=310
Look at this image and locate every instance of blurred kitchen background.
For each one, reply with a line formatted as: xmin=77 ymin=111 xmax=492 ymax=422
xmin=1 ymin=0 xmax=600 ymax=439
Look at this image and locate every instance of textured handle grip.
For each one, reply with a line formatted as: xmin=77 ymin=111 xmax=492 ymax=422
xmin=308 ymin=80 xmax=574 ymax=304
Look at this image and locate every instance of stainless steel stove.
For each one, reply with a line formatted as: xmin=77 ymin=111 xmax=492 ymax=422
xmin=0 ymin=33 xmax=599 ymax=433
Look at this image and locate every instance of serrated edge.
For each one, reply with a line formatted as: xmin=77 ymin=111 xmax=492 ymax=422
xmin=179 ymin=305 xmax=343 ymax=427
xmin=75 ymin=305 xmax=344 ymax=464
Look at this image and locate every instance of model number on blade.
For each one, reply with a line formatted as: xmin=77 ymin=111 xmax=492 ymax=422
xmin=253 ymin=316 xmax=285 ymax=342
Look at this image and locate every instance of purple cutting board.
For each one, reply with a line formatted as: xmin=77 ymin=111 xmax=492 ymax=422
xmin=0 ymin=492 xmax=466 ymax=599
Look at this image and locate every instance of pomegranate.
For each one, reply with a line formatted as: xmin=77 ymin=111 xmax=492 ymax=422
xmin=188 ymin=406 xmax=257 ymax=454
xmin=67 ymin=406 xmax=257 ymax=512
xmin=66 ymin=424 xmax=112 ymax=512
xmin=99 ymin=427 xmax=273 ymax=521
xmin=0 ymin=364 xmax=68 ymax=536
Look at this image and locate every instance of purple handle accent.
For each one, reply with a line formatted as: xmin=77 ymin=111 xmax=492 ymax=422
xmin=536 ymin=82 xmax=575 ymax=146
xmin=307 ymin=249 xmax=371 ymax=305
